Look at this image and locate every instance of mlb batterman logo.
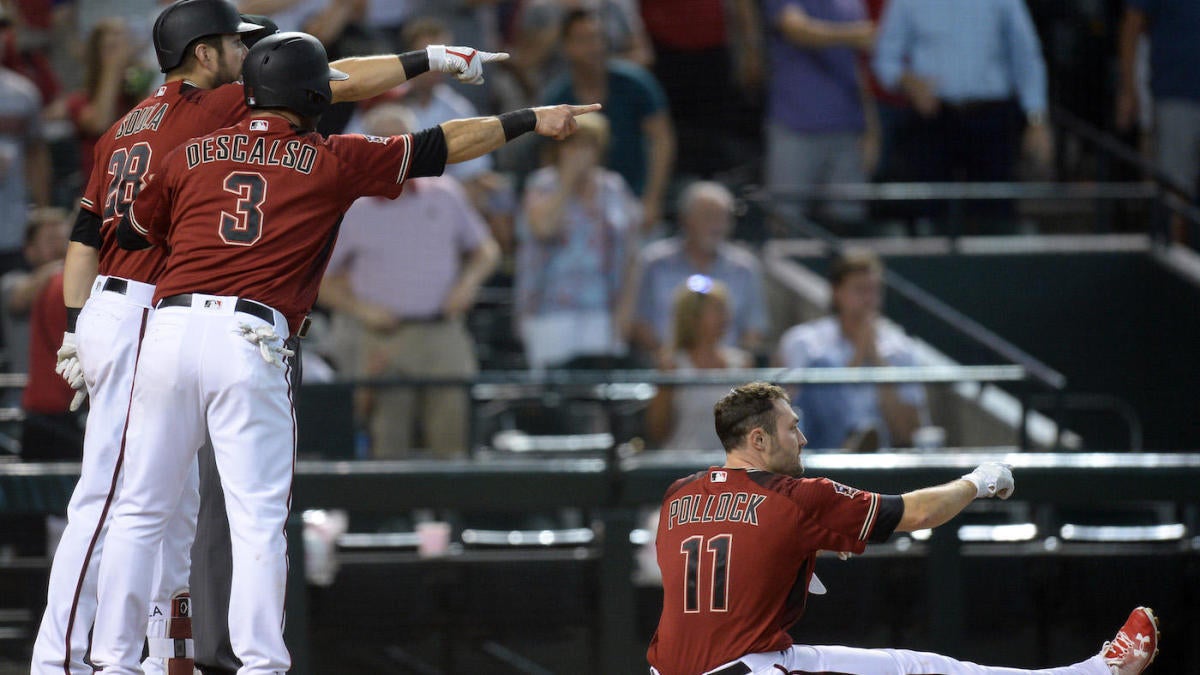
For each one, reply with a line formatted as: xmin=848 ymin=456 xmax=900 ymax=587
xmin=711 ymin=471 xmax=728 ymax=483
xmin=250 ymin=120 xmax=268 ymax=131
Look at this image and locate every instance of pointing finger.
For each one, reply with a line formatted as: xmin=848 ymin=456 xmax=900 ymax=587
xmin=480 ymin=51 xmax=510 ymax=62
xmin=70 ymin=390 xmax=87 ymax=412
xmin=569 ymin=103 xmax=603 ymax=116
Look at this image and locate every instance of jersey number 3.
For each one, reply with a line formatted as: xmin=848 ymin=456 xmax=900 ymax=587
xmin=680 ymin=534 xmax=731 ymax=613
xmin=220 ymin=172 xmax=267 ymax=246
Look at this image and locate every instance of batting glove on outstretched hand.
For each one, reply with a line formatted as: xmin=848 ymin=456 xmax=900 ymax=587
xmin=426 ymin=45 xmax=509 ymax=85
xmin=961 ymin=462 xmax=1014 ymax=499
xmin=55 ymin=332 xmax=88 ymax=412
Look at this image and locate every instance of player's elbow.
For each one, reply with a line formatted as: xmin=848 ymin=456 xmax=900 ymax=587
xmin=115 ymin=216 xmax=152 ymax=251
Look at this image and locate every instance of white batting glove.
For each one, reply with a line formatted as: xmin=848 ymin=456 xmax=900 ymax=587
xmin=55 ymin=332 xmax=89 ymax=412
xmin=961 ymin=462 xmax=1014 ymax=500
xmin=426 ymin=45 xmax=509 ymax=85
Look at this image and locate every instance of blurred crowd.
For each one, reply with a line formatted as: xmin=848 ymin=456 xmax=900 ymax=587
xmin=1 ymin=0 xmax=1196 ymax=459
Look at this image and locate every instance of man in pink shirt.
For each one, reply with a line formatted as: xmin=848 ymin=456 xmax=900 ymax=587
xmin=319 ymin=103 xmax=500 ymax=458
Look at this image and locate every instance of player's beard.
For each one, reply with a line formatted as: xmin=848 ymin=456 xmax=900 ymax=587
xmin=767 ymin=432 xmax=804 ymax=477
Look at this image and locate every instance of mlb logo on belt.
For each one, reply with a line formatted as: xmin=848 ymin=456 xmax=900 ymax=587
xmin=204 ymin=299 xmax=223 ymax=309
xmin=711 ymin=471 xmax=728 ymax=483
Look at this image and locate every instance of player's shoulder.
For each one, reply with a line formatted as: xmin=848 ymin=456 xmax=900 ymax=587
xmin=749 ymin=471 xmax=863 ymax=502
xmin=179 ymin=81 xmax=243 ymax=107
xmin=663 ymin=469 xmax=709 ymax=500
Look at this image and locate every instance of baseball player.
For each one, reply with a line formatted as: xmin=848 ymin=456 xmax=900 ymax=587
xmin=89 ymin=30 xmax=598 ymax=674
xmin=34 ymin=0 xmax=507 ymax=672
xmin=647 ymin=382 xmax=1160 ymax=675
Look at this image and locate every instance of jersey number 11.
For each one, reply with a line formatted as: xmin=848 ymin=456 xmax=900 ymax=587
xmin=680 ymin=534 xmax=731 ymax=613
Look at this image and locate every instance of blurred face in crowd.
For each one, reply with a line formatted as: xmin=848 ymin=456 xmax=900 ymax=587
xmin=407 ymin=30 xmax=451 ymax=95
xmin=562 ymin=16 xmax=606 ymax=69
xmin=696 ymin=294 xmax=730 ymax=344
xmin=833 ymin=268 xmax=883 ymax=325
xmin=682 ymin=191 xmax=733 ymax=255
xmin=27 ymin=216 xmax=68 ymax=267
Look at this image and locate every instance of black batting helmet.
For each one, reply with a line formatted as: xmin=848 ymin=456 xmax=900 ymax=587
xmin=239 ymin=14 xmax=279 ymax=50
xmin=153 ymin=0 xmax=259 ymax=73
xmin=242 ymin=32 xmax=348 ymax=120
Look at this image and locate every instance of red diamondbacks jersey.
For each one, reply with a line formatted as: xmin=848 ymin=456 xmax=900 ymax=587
xmin=646 ymin=467 xmax=901 ymax=675
xmin=128 ymin=115 xmax=416 ymax=334
xmin=79 ymin=80 xmax=250 ymax=283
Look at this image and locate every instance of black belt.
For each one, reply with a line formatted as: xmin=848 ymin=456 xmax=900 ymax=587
xmin=157 ymin=293 xmax=276 ymax=325
xmin=709 ymin=664 xmax=751 ymax=675
xmin=102 ymin=277 xmax=129 ymax=294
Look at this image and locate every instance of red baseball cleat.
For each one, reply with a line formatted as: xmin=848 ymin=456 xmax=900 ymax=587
xmin=1100 ymin=607 xmax=1159 ymax=674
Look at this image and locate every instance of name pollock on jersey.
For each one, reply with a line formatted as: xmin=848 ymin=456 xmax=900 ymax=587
xmin=185 ymin=134 xmax=318 ymax=174
xmin=114 ymin=103 xmax=169 ymax=139
xmin=666 ymin=492 xmax=766 ymax=530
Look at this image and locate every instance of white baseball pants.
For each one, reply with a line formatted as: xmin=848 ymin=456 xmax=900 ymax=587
xmin=708 ymin=645 xmax=1109 ymax=674
xmin=31 ymin=278 xmax=199 ymax=675
xmin=93 ymin=296 xmax=295 ymax=675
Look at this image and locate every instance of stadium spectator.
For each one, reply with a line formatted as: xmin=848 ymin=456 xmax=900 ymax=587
xmin=645 ymin=276 xmax=753 ymax=451
xmin=775 ymin=248 xmax=927 ymax=450
xmin=351 ymin=18 xmax=517 ymax=252
xmin=319 ymin=104 xmax=500 ymax=459
xmin=1117 ymin=1 xmax=1200 ymax=203
xmin=762 ymin=0 xmax=878 ymax=229
xmin=20 ymin=267 xmax=80 ymax=461
xmin=640 ymin=0 xmax=763 ymax=178
xmin=872 ymin=0 xmax=1053 ymax=232
xmin=0 ymin=62 xmax=50 ymax=256
xmin=0 ymin=0 xmax=61 ymax=103
xmin=543 ymin=8 xmax=674 ymax=232
xmin=632 ymin=181 xmax=767 ymax=359
xmin=59 ymin=19 xmax=150 ymax=178
xmin=1 ymin=207 xmax=66 ymax=375
xmin=515 ymin=112 xmax=640 ymax=369
xmin=520 ymin=0 xmax=653 ymax=68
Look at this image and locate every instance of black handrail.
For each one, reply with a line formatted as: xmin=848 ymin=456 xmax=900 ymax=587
xmin=746 ymin=195 xmax=1067 ymax=393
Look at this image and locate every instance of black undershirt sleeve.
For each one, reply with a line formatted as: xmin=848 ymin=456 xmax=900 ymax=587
xmin=405 ymin=126 xmax=448 ymax=179
xmin=70 ymin=209 xmax=102 ymax=249
xmin=867 ymin=494 xmax=905 ymax=543
xmin=115 ymin=213 xmax=152 ymax=251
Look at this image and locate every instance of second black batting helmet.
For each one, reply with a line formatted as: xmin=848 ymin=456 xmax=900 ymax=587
xmin=153 ymin=0 xmax=259 ymax=73
xmin=242 ymin=32 xmax=348 ymax=120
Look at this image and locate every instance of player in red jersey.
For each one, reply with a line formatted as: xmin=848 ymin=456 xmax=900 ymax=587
xmin=37 ymin=1 xmax=507 ymax=673
xmin=87 ymin=31 xmax=599 ymax=674
xmin=647 ymin=382 xmax=1159 ymax=675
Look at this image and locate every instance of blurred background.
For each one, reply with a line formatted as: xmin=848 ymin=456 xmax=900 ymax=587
xmin=0 ymin=0 xmax=1198 ymax=672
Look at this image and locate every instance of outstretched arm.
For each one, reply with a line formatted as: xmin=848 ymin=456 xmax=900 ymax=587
xmin=896 ymin=463 xmax=1013 ymax=531
xmin=331 ymin=46 xmax=509 ymax=103
xmin=441 ymin=104 xmax=603 ymax=166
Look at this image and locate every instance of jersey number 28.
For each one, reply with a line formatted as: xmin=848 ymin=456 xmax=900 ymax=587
xmin=680 ymin=534 xmax=731 ymax=613
xmin=103 ymin=142 xmax=152 ymax=224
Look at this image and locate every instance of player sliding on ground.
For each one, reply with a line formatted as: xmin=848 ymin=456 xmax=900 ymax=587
xmin=648 ymin=382 xmax=1159 ymax=675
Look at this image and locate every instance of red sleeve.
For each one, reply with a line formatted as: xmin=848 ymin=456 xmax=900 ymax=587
xmin=326 ymin=133 xmax=415 ymax=200
xmin=79 ymin=136 xmax=108 ymax=216
xmin=784 ymin=477 xmax=896 ymax=554
xmin=201 ymin=83 xmax=252 ymax=127
xmin=126 ymin=158 xmax=175 ymax=247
